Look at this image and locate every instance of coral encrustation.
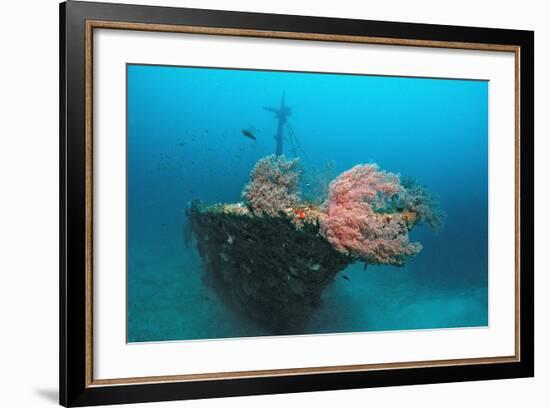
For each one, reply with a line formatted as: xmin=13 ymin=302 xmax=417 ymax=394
xmin=237 ymin=155 xmax=444 ymax=266
xmin=186 ymin=155 xmax=444 ymax=331
xmin=318 ymin=164 xmax=422 ymax=266
xmin=241 ymin=154 xmax=301 ymax=217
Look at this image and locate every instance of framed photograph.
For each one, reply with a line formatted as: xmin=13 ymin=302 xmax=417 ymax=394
xmin=60 ymin=1 xmax=534 ymax=406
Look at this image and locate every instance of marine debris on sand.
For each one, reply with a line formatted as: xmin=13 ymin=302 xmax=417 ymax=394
xmin=186 ymin=155 xmax=444 ymax=333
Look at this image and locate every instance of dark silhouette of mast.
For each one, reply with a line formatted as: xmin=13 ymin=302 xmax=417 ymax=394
xmin=264 ymin=92 xmax=292 ymax=156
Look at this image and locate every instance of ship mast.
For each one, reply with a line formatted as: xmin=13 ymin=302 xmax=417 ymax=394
xmin=264 ymin=92 xmax=292 ymax=156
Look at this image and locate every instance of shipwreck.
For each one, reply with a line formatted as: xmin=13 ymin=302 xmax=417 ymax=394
xmin=186 ymin=94 xmax=444 ymax=334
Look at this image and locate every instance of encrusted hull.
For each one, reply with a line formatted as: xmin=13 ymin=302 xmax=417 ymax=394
xmin=186 ymin=202 xmax=351 ymax=333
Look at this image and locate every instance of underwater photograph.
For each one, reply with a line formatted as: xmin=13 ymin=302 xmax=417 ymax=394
xmin=127 ymin=63 xmax=488 ymax=343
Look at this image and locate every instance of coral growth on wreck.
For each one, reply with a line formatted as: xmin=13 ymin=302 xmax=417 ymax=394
xmin=187 ymin=156 xmax=445 ymax=331
xmin=390 ymin=176 xmax=446 ymax=233
xmin=241 ymin=154 xmax=302 ymax=216
xmin=217 ymin=156 xmax=443 ymax=267
xmin=318 ymin=164 xmax=423 ymax=265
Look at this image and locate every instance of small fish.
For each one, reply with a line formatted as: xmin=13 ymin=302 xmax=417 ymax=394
xmin=242 ymin=129 xmax=256 ymax=140
xmin=293 ymin=208 xmax=306 ymax=219
xmin=178 ymin=143 xmax=184 ymax=147
xmin=342 ymin=275 xmax=350 ymax=281
xmin=364 ymin=263 xmax=368 ymax=271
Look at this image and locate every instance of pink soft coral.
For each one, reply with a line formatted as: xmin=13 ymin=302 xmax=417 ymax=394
xmin=242 ymin=155 xmax=301 ymax=216
xmin=319 ymin=164 xmax=422 ymax=265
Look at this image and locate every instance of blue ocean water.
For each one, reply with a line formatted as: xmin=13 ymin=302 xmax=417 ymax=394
xmin=127 ymin=64 xmax=488 ymax=342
